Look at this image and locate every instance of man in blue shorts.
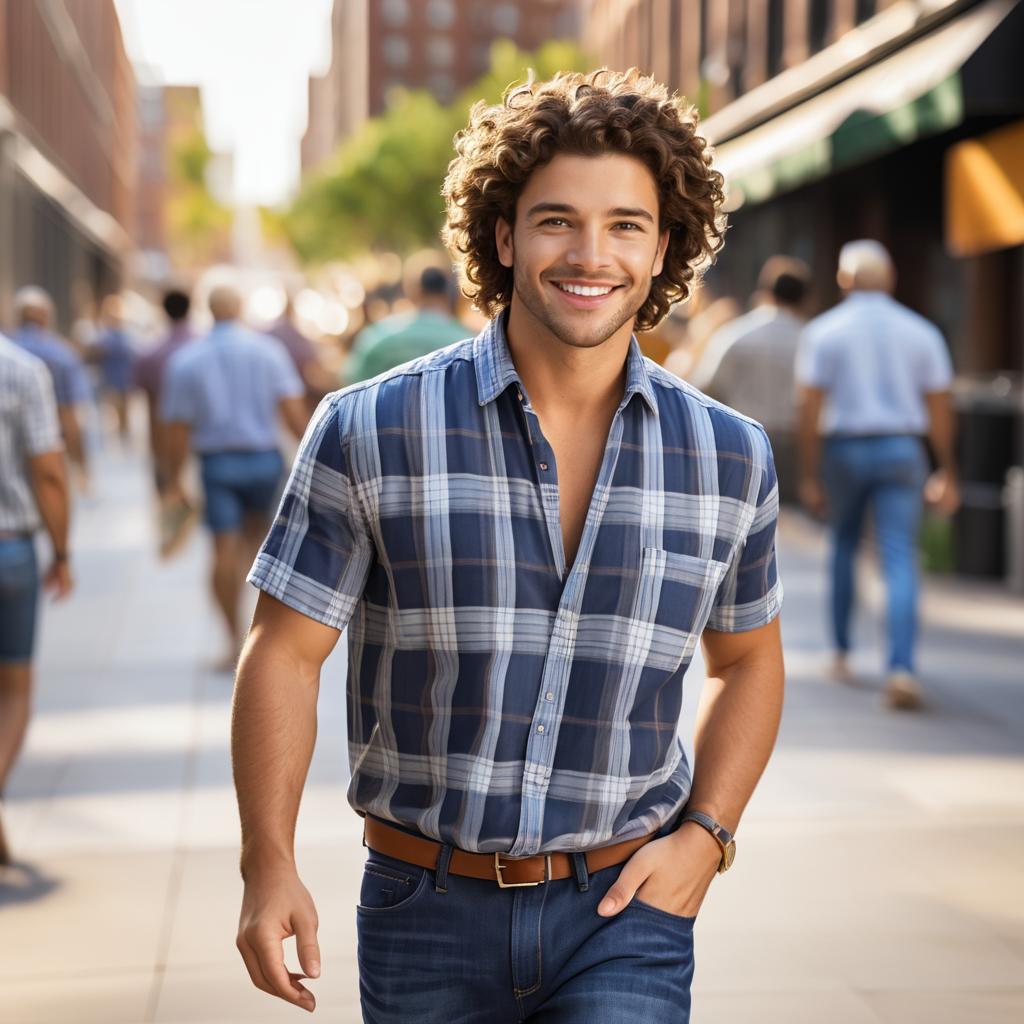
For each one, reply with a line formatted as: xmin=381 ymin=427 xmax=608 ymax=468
xmin=0 ymin=333 xmax=72 ymax=865
xmin=161 ymin=284 xmax=308 ymax=670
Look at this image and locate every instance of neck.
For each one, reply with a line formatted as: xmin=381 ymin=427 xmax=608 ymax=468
xmin=503 ymin=296 xmax=632 ymax=417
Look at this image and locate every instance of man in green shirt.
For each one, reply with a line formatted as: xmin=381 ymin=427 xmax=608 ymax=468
xmin=344 ymin=266 xmax=468 ymax=384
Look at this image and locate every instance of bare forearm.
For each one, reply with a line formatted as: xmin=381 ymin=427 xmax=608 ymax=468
xmin=28 ymin=453 xmax=70 ymax=556
xmin=797 ymin=392 xmax=822 ymax=480
xmin=925 ymin=391 xmax=957 ymax=477
xmin=686 ymin=642 xmax=785 ymax=831
xmin=163 ymin=422 xmax=190 ymax=491
xmin=232 ymin=636 xmax=320 ymax=877
xmin=58 ymin=406 xmax=85 ymax=471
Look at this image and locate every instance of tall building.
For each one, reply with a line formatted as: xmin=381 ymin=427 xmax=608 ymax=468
xmin=301 ymin=0 xmax=580 ymax=173
xmin=583 ymin=0 xmax=1024 ymax=581
xmin=0 ymin=0 xmax=136 ymax=330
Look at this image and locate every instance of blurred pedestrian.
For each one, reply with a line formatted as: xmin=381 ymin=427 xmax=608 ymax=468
xmin=343 ymin=263 xmax=467 ymax=384
xmin=267 ymin=294 xmax=335 ymax=414
xmin=663 ymin=280 xmax=741 ymax=383
xmin=0 ymin=333 xmax=72 ymax=865
xmin=135 ymin=287 xmax=199 ymax=557
xmin=89 ymin=293 xmax=137 ymax=443
xmin=11 ymin=287 xmax=92 ymax=493
xmin=233 ymin=70 xmax=783 ymax=1021
xmin=160 ymin=285 xmax=308 ymax=670
xmin=694 ymin=257 xmax=812 ymax=502
xmin=797 ymin=240 xmax=959 ymax=709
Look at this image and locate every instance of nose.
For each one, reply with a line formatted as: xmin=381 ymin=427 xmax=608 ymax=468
xmin=566 ymin=224 xmax=612 ymax=272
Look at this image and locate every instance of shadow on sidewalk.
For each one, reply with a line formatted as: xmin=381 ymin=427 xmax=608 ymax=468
xmin=0 ymin=861 xmax=62 ymax=907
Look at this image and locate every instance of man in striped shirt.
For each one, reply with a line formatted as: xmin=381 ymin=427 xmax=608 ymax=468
xmin=0 ymin=334 xmax=72 ymax=864
xmin=233 ymin=70 xmax=785 ymax=1021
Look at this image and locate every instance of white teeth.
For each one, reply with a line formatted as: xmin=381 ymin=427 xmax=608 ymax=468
xmin=557 ymin=283 xmax=614 ymax=297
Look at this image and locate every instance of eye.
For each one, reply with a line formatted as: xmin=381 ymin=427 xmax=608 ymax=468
xmin=539 ymin=217 xmax=569 ymax=227
xmin=614 ymin=221 xmax=643 ymax=232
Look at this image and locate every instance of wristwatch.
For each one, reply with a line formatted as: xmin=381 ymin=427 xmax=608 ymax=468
xmin=680 ymin=810 xmax=736 ymax=873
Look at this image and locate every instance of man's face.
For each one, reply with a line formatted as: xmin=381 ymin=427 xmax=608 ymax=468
xmin=495 ymin=152 xmax=669 ymax=351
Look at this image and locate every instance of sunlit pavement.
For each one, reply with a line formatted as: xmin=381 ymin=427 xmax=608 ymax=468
xmin=1 ymin=437 xmax=1022 ymax=1023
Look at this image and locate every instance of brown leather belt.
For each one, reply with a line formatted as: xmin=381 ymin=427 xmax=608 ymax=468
xmin=363 ymin=816 xmax=656 ymax=888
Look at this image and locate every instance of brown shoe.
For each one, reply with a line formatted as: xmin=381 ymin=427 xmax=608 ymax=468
xmin=885 ymin=672 xmax=923 ymax=711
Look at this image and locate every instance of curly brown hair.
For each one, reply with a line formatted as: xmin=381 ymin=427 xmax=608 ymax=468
xmin=442 ymin=68 xmax=726 ymax=331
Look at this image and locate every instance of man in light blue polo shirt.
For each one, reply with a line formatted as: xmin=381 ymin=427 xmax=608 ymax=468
xmin=11 ymin=286 xmax=92 ymax=490
xmin=797 ymin=240 xmax=959 ymax=710
xmin=161 ymin=284 xmax=308 ymax=669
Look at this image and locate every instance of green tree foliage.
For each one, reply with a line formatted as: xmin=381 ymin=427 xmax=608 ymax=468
xmin=285 ymin=40 xmax=590 ymax=264
xmin=166 ymin=125 xmax=233 ymax=267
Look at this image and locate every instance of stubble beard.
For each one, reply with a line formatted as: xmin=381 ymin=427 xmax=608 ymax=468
xmin=512 ymin=261 xmax=648 ymax=350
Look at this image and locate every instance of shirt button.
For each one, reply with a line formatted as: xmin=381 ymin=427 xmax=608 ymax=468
xmin=545 ymin=692 xmax=554 ymax=701
xmin=536 ymin=724 xmax=545 ymax=733
xmin=517 ymin=390 xmax=524 ymax=401
xmin=539 ymin=462 xmax=548 ymax=471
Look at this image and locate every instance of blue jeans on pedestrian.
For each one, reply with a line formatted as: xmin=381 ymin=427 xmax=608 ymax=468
xmin=356 ymin=832 xmax=695 ymax=1022
xmin=822 ymin=435 xmax=928 ymax=673
xmin=0 ymin=536 xmax=39 ymax=663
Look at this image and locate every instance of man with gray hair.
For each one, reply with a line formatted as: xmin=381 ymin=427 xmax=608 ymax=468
xmin=11 ymin=286 xmax=91 ymax=488
xmin=797 ymin=240 xmax=959 ymax=709
xmin=693 ymin=256 xmax=812 ymax=503
xmin=160 ymin=284 xmax=309 ymax=670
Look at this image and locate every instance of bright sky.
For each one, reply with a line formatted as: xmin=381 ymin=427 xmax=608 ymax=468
xmin=114 ymin=0 xmax=335 ymax=206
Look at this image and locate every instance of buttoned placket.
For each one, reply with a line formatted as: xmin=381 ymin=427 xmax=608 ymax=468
xmin=506 ymin=385 xmax=634 ymax=857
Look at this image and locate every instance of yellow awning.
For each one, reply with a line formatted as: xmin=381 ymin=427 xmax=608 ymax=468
xmin=945 ymin=119 xmax=1024 ymax=258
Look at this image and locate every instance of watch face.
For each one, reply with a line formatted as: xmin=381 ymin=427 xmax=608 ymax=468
xmin=721 ymin=841 xmax=737 ymax=872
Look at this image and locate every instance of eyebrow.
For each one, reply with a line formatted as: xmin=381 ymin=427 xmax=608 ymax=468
xmin=524 ymin=202 xmax=656 ymax=224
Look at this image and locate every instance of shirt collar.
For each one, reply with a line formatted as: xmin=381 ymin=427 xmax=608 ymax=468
xmin=473 ymin=312 xmax=658 ymax=416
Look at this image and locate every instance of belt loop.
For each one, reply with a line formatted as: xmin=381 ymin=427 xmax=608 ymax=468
xmin=434 ymin=842 xmax=454 ymax=894
xmin=571 ymin=852 xmax=589 ymax=892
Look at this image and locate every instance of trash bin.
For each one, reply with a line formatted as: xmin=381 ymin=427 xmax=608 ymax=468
xmin=952 ymin=374 xmax=1023 ymax=578
xmin=1006 ymin=467 xmax=1024 ymax=594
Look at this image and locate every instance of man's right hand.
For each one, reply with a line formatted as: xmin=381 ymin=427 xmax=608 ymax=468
xmin=43 ymin=557 xmax=73 ymax=600
xmin=236 ymin=867 xmax=321 ymax=1013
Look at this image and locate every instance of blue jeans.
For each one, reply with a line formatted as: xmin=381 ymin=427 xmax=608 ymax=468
xmin=356 ymin=844 xmax=695 ymax=1022
xmin=0 ymin=537 xmax=39 ymax=663
xmin=822 ymin=435 xmax=928 ymax=672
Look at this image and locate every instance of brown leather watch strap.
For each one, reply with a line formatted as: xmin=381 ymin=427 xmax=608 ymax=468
xmin=363 ymin=816 xmax=655 ymax=887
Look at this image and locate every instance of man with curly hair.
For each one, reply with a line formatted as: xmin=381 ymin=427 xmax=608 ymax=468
xmin=232 ymin=69 xmax=784 ymax=1022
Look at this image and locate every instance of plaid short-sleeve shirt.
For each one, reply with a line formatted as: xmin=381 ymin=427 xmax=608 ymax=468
xmin=249 ymin=314 xmax=782 ymax=855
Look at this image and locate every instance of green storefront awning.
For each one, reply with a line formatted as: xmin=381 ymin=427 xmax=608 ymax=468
xmin=711 ymin=0 xmax=1018 ymax=208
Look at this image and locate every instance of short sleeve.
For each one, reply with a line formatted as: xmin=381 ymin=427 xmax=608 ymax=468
xmin=247 ymin=395 xmax=374 ymax=631
xmin=706 ymin=430 xmax=783 ymax=632
xmin=22 ymin=360 xmax=62 ymax=455
xmin=921 ymin=328 xmax=953 ymax=392
xmin=795 ymin=327 xmax=831 ymax=389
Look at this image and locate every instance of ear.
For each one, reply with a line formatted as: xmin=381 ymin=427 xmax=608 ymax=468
xmin=495 ymin=217 xmax=514 ymax=269
xmin=651 ymin=229 xmax=670 ymax=278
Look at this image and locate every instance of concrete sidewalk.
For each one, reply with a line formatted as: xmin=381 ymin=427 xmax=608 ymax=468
xmin=1 ymin=441 xmax=1022 ymax=1023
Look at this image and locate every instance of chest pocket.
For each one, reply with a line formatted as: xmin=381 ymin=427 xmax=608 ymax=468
xmin=630 ymin=548 xmax=730 ymax=670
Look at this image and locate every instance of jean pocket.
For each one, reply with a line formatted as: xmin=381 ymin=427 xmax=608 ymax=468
xmin=628 ymin=896 xmax=697 ymax=929
xmin=357 ymin=852 xmax=429 ymax=914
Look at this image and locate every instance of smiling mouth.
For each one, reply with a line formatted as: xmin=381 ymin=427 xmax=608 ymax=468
xmin=553 ymin=282 xmax=622 ymax=297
